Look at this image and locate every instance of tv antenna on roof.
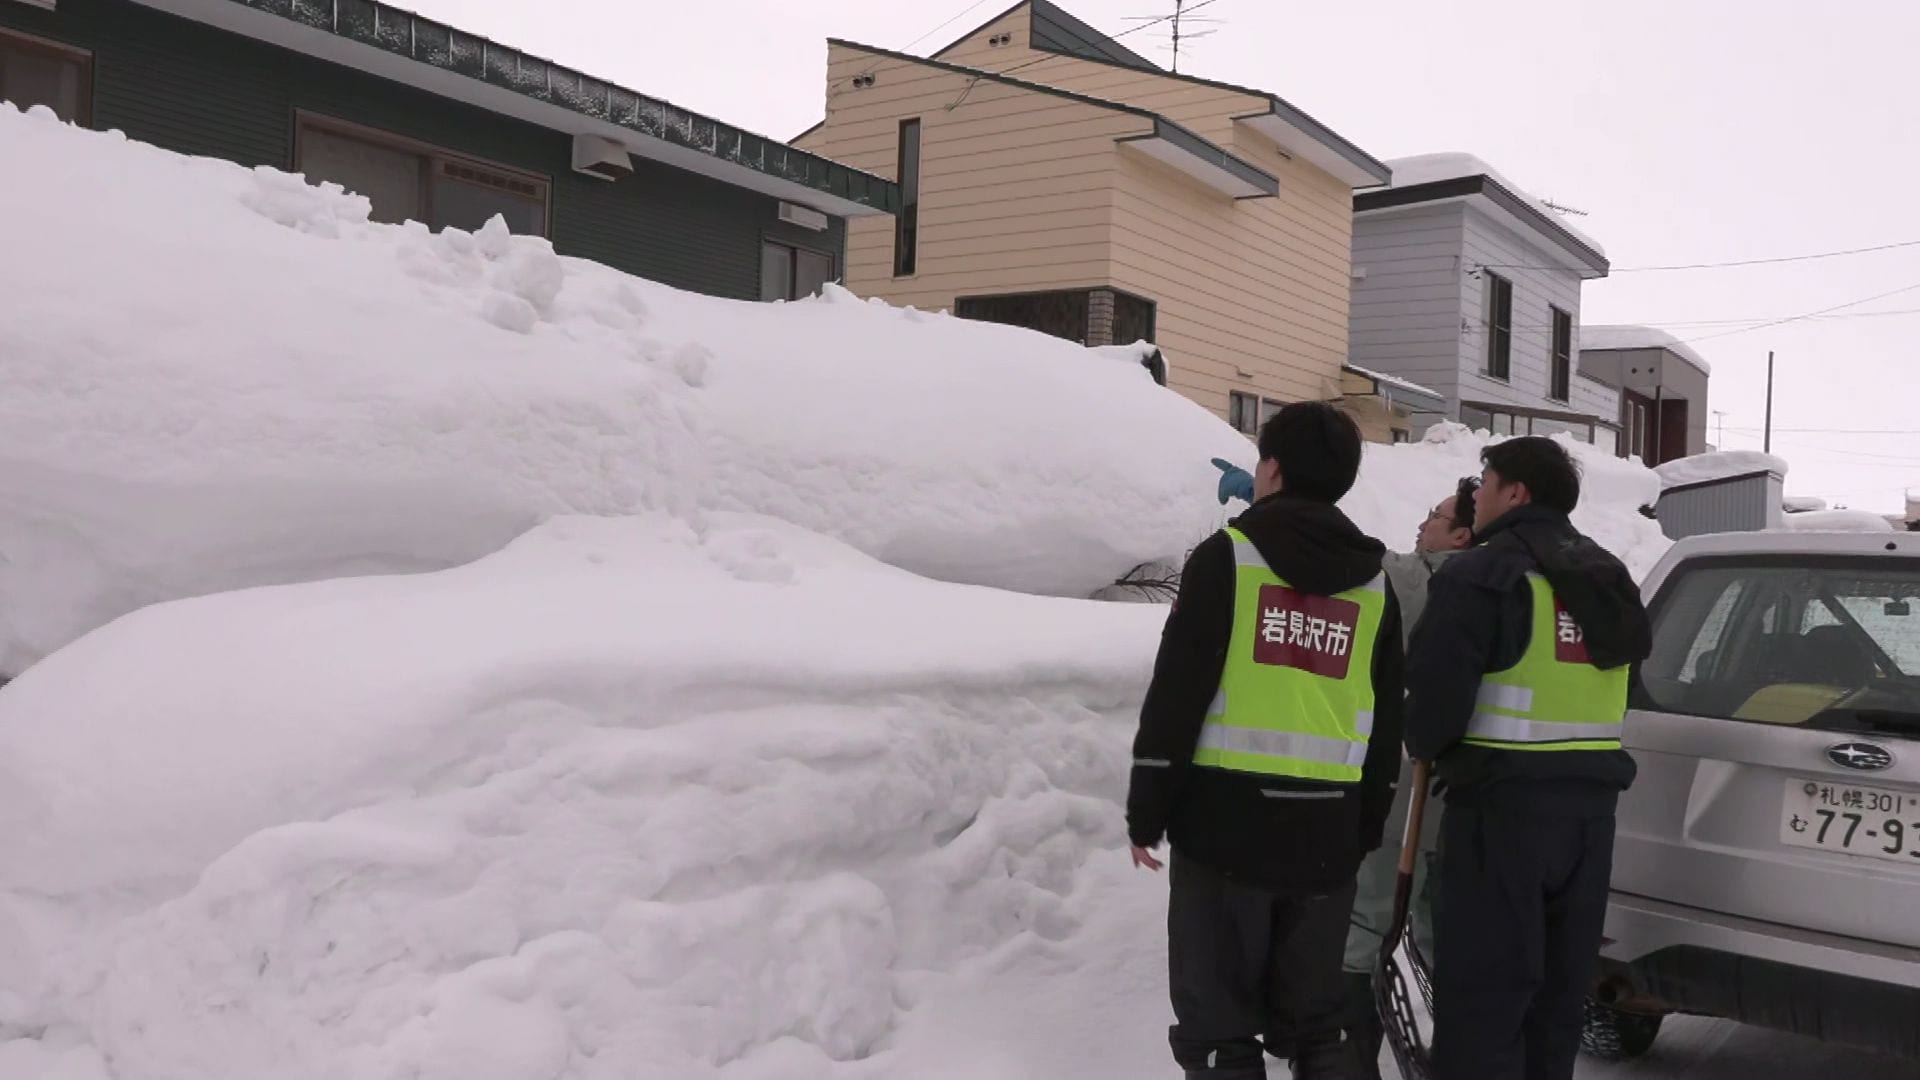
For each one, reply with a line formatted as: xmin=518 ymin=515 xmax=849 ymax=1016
xmin=1540 ymin=198 xmax=1591 ymax=217
xmin=1122 ymin=0 xmax=1225 ymax=73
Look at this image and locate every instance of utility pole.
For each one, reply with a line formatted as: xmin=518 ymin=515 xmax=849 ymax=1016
xmin=1763 ymin=351 xmax=1775 ymax=453
xmin=1170 ymin=0 xmax=1187 ymax=73
xmin=1712 ymin=409 xmax=1728 ymax=447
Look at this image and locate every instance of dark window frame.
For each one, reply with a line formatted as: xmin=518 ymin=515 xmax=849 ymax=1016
xmin=1548 ymin=306 xmax=1573 ymax=402
xmin=759 ymin=235 xmax=838 ymax=302
xmin=1229 ymin=391 xmax=1259 ymax=435
xmin=0 ymin=26 xmax=93 ymax=126
xmin=1483 ymin=271 xmax=1513 ymax=381
xmin=952 ymin=285 xmax=1157 ymax=347
xmin=291 ymin=111 xmax=552 ymax=237
xmin=893 ymin=118 xmax=921 ymax=278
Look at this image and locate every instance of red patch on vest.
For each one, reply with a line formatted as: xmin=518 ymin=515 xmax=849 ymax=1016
xmin=1553 ymin=599 xmax=1591 ymax=663
xmin=1251 ymin=585 xmax=1362 ymax=679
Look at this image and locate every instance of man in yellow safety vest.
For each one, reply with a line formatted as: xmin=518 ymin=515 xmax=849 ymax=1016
xmin=1129 ymin=401 xmax=1405 ymax=1080
xmin=1404 ymin=436 xmax=1651 ymax=1080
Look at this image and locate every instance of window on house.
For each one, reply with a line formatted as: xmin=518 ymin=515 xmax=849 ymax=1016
xmin=894 ymin=118 xmax=921 ymax=277
xmin=1483 ymin=272 xmax=1513 ymax=380
xmin=1549 ymin=306 xmax=1573 ymax=402
xmin=1113 ymin=290 xmax=1157 ymax=345
xmin=1229 ymin=392 xmax=1259 ymax=435
xmin=955 ymin=290 xmax=1090 ymax=343
xmin=294 ymin=115 xmax=549 ymax=236
xmin=0 ymin=29 xmax=91 ymax=124
xmin=1259 ymin=398 xmax=1286 ymax=426
xmin=760 ymin=241 xmax=836 ymax=301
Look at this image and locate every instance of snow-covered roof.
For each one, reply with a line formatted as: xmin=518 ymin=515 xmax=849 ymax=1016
xmin=1381 ymin=152 xmax=1608 ymax=259
xmin=1655 ymin=450 xmax=1787 ymax=491
xmin=1581 ymin=324 xmax=1713 ymax=375
xmin=1783 ymin=495 xmax=1829 ymax=513
xmin=1342 ymin=363 xmax=1444 ymax=406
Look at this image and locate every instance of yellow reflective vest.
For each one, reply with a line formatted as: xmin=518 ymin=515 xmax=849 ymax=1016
xmin=1464 ymin=573 xmax=1628 ymax=751
xmin=1193 ymin=528 xmax=1388 ymax=784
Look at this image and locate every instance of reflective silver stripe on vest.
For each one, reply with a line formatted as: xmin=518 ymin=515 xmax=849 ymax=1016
xmin=1211 ymin=691 xmax=1370 ymax=737
xmin=1476 ymin=683 xmax=1535 ymax=712
xmin=1465 ymin=712 xmax=1623 ymax=744
xmin=1197 ymin=722 xmax=1371 ymax=768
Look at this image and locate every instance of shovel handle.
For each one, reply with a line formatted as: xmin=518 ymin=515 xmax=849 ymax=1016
xmin=1398 ymin=760 xmax=1432 ymax=876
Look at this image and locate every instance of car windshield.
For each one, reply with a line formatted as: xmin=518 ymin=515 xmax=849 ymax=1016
xmin=1637 ymin=556 xmax=1920 ymax=737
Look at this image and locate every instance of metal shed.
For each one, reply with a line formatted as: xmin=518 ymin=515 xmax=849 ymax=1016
xmin=1655 ymin=467 xmax=1785 ymax=540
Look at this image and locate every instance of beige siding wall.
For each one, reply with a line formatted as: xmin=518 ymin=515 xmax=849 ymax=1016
xmin=799 ymin=11 xmax=1364 ymax=428
xmin=795 ymin=42 xmax=1144 ymax=311
xmin=932 ymin=10 xmax=1357 ymax=420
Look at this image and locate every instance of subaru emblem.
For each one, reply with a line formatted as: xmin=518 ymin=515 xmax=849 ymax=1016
xmin=1827 ymin=742 xmax=1895 ymax=771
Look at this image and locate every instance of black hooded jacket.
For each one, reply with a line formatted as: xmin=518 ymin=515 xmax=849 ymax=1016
xmin=1405 ymin=504 xmax=1651 ymax=813
xmin=1126 ymin=493 xmax=1406 ymax=895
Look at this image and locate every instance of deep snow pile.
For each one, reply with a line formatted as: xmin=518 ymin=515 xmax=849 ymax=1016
xmin=1353 ymin=423 xmax=1669 ymax=579
xmin=0 ymin=102 xmax=1243 ymax=674
xmin=0 ymin=514 xmax=1164 ymax=1080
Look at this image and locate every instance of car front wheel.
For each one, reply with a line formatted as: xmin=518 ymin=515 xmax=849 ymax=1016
xmin=1580 ymin=997 xmax=1664 ymax=1061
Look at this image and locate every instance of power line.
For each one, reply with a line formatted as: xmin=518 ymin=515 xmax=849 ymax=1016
xmin=1675 ymin=279 xmax=1920 ymax=345
xmin=1472 ymin=237 xmax=1920 ymax=275
xmin=898 ymin=0 xmax=1000 ymax=53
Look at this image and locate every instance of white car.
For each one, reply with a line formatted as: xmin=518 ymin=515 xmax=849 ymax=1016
xmin=1585 ymin=529 xmax=1920 ymax=1061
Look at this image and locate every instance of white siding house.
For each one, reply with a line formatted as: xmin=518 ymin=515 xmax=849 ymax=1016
xmin=1349 ymin=153 xmax=1620 ymax=449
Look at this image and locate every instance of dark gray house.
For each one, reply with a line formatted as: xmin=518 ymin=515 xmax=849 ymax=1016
xmin=0 ymin=0 xmax=898 ymax=302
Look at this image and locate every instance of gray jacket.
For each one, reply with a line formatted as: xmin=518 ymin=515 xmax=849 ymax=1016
xmin=1381 ymin=549 xmax=1458 ymax=644
xmin=1344 ymin=548 xmax=1458 ymax=972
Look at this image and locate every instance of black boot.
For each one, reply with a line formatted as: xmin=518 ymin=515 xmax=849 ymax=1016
xmin=1341 ymin=972 xmax=1385 ymax=1080
xmin=1291 ymin=1031 xmax=1364 ymax=1080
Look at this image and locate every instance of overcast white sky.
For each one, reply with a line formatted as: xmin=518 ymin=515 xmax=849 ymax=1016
xmin=409 ymin=0 xmax=1920 ymax=513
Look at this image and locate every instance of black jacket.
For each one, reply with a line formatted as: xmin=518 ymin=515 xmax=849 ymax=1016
xmin=1405 ymin=504 xmax=1650 ymax=814
xmin=1126 ymin=493 xmax=1406 ymax=895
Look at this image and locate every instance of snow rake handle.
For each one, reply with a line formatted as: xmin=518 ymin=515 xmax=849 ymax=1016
xmin=1372 ymin=759 xmax=1435 ymax=1080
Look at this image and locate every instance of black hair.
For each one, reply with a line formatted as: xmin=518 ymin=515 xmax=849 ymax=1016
xmin=1480 ymin=436 xmax=1581 ymax=514
xmin=1257 ymin=401 xmax=1362 ymax=503
xmin=1452 ymin=476 xmax=1481 ymax=530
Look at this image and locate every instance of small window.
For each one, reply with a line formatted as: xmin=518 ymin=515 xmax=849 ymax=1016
xmin=1549 ymin=307 xmax=1573 ymax=402
xmin=1391 ymin=429 xmax=1411 ymax=444
xmin=1229 ymin=392 xmax=1259 ymax=435
xmin=294 ymin=114 xmax=549 ymax=236
xmin=760 ymin=240 xmax=836 ymax=301
xmin=1259 ymin=398 xmax=1285 ymax=426
xmin=1459 ymin=404 xmax=1492 ymax=432
xmin=1483 ymin=272 xmax=1513 ymax=380
xmin=0 ymin=29 xmax=91 ymax=125
xmin=894 ymin=118 xmax=921 ymax=277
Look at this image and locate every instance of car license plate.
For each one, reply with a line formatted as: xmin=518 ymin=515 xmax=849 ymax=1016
xmin=1780 ymin=779 xmax=1920 ymax=865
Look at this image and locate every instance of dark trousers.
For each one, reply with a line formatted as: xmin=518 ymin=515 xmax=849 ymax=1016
xmin=1168 ymin=852 xmax=1355 ymax=1076
xmin=1430 ymin=803 xmax=1615 ymax=1080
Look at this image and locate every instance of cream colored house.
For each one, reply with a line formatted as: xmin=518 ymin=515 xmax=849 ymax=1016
xmin=794 ymin=0 xmax=1430 ymax=439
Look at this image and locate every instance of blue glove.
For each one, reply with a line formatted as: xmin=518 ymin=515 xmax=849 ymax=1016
xmin=1211 ymin=458 xmax=1254 ymax=505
